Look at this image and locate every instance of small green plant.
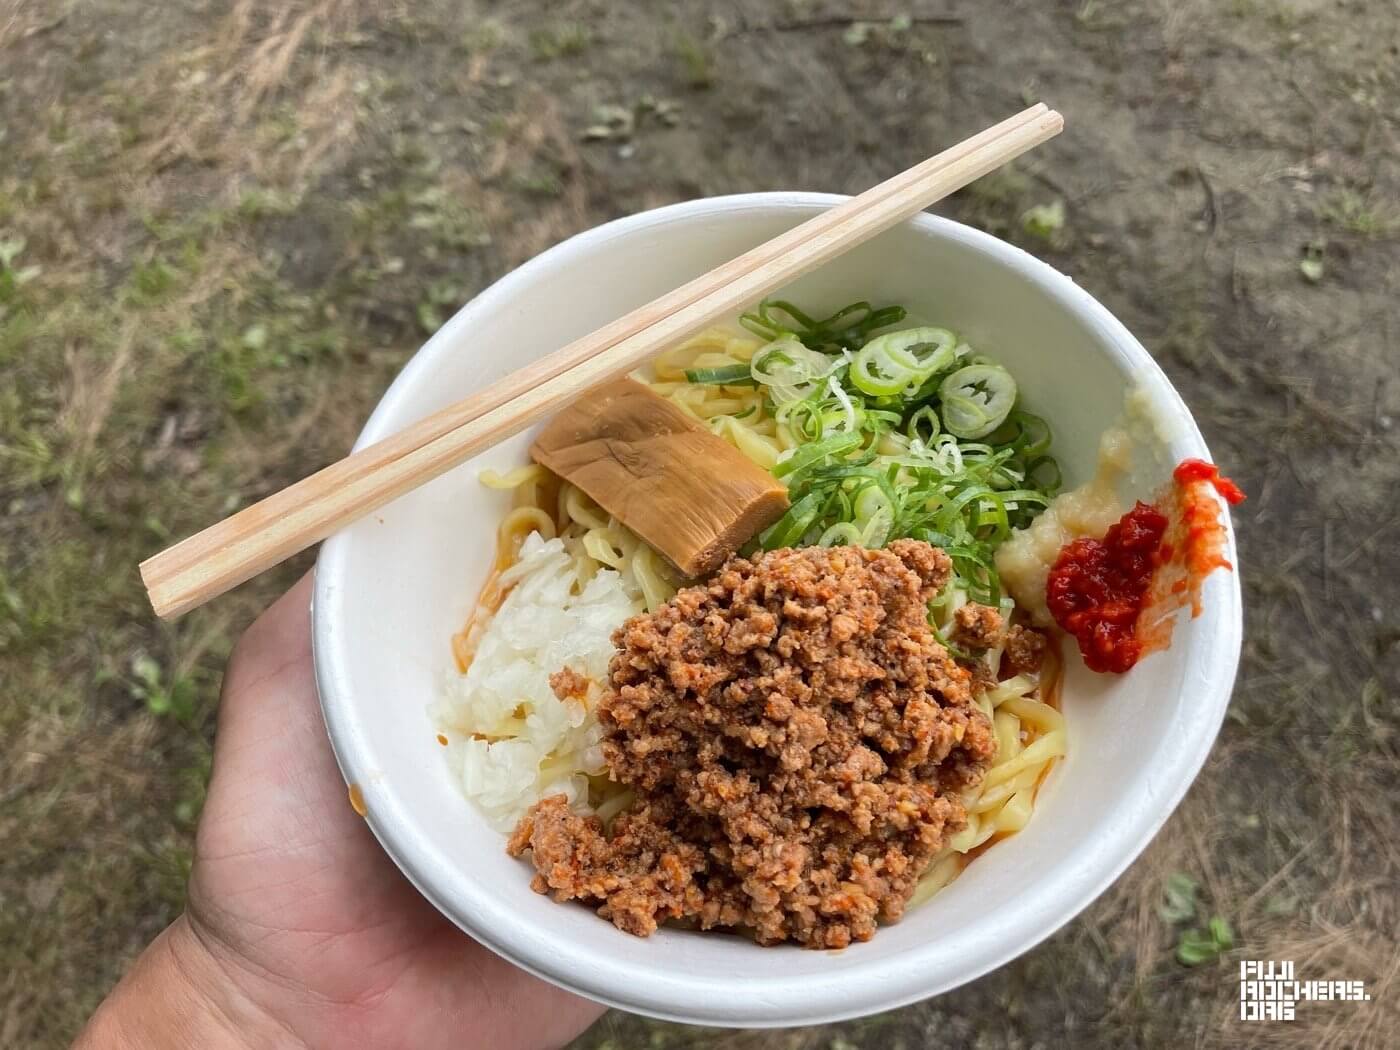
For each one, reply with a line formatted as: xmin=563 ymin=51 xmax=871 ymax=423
xmin=529 ymin=23 xmax=591 ymax=61
xmin=1177 ymin=917 xmax=1235 ymax=966
xmin=1158 ymin=872 xmax=1200 ymax=923
xmin=0 ymin=236 xmax=41 ymax=314
xmin=672 ymin=34 xmax=713 ymax=89
xmin=417 ymin=280 xmax=462 ymax=335
xmin=582 ymin=96 xmax=681 ymax=142
xmin=582 ymin=104 xmax=635 ymax=142
xmin=237 ymin=187 xmax=300 ymax=221
xmin=1320 ymin=189 xmax=1398 ymax=237
xmin=124 ymin=257 xmax=180 ymax=306
xmin=513 ymin=169 xmax=563 ymax=199
xmin=1158 ymin=872 xmax=1236 ymax=966
xmin=129 ymin=654 xmax=197 ymax=723
xmin=459 ymin=20 xmax=505 ymax=55
xmin=1022 ymin=200 xmax=1066 ymax=241
xmin=406 ymin=187 xmax=491 ymax=251
xmin=1299 ymin=239 xmax=1326 ymax=283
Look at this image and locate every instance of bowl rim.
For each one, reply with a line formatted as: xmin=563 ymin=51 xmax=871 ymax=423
xmin=312 ymin=191 xmax=1242 ymax=1027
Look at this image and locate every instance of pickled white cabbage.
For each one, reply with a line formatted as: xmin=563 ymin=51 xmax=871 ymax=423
xmin=430 ymin=533 xmax=642 ymax=829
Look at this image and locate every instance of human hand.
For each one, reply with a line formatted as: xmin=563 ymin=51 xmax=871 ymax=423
xmin=77 ymin=574 xmax=603 ymax=1050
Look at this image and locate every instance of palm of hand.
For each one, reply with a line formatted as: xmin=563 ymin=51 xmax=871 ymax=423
xmin=185 ymin=577 xmax=600 ymax=1050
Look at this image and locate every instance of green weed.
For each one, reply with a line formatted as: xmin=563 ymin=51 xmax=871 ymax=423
xmin=128 ymin=654 xmax=198 ymax=724
xmin=1320 ymin=189 xmax=1399 ymax=236
xmin=672 ymin=34 xmax=713 ymax=89
xmin=416 ymin=279 xmax=462 ymax=335
xmin=529 ymin=23 xmax=591 ymax=61
xmin=459 ymin=20 xmax=505 ymax=55
xmin=1022 ymin=200 xmax=1067 ymax=241
xmin=1158 ymin=872 xmax=1236 ymax=966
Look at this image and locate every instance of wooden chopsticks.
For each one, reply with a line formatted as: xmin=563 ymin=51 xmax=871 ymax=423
xmin=140 ymin=104 xmax=1063 ymax=619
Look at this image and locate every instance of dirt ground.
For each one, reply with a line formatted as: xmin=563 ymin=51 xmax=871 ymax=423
xmin=2 ymin=0 xmax=1397 ymax=1047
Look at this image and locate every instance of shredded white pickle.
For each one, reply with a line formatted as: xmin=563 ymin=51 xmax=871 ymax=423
xmin=431 ymin=533 xmax=643 ymax=830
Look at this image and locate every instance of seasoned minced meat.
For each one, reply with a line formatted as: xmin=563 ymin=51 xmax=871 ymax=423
xmin=547 ymin=666 xmax=589 ymax=703
xmin=952 ymin=602 xmax=1004 ymax=649
xmin=950 ymin=604 xmax=1048 ymax=680
xmin=508 ymin=540 xmax=996 ymax=948
xmin=1003 ymin=623 xmax=1048 ymax=676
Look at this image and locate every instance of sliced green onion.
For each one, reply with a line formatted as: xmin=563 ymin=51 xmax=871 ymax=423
xmin=849 ymin=327 xmax=958 ymax=398
xmin=907 ymin=405 xmax=941 ymax=444
xmin=1026 ymin=455 xmax=1062 ymax=492
xmin=1012 ymin=411 xmax=1053 ymax=456
xmin=751 ymin=337 xmax=837 ymax=404
xmin=807 ymin=301 xmax=870 ymax=334
xmin=760 ymin=299 xmax=821 ymax=331
xmin=684 ymin=363 xmax=756 ymax=386
xmin=818 ymin=522 xmax=862 ymax=546
xmin=938 ymin=364 xmax=1018 ymax=439
xmin=850 ymin=355 xmax=910 ymax=397
xmin=760 ymin=491 xmax=824 ymax=550
xmin=679 ymin=296 xmax=1058 ymax=609
xmin=859 ymin=506 xmax=893 ymax=547
xmin=741 ymin=298 xmax=908 ymax=354
xmin=772 ymin=431 xmax=862 ymax=479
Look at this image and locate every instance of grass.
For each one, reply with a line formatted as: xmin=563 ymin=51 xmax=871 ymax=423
xmin=672 ymin=32 xmax=715 ymax=90
xmin=529 ymin=23 xmax=592 ymax=61
xmin=1 ymin=1 xmax=1398 ymax=1047
xmin=1319 ymin=189 xmax=1399 ymax=237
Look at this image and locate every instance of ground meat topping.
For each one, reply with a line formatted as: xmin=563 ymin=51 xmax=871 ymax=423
xmin=508 ymin=540 xmax=997 ymax=948
xmin=1003 ymin=624 xmax=1048 ymax=676
xmin=951 ymin=602 xmax=1004 ymax=649
xmin=548 ymin=666 xmax=590 ymax=703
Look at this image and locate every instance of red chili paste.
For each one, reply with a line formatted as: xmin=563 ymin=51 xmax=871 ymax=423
xmin=1046 ymin=502 xmax=1169 ymax=673
xmin=1047 ymin=460 xmax=1244 ymax=674
xmin=1173 ymin=458 xmax=1246 ymax=505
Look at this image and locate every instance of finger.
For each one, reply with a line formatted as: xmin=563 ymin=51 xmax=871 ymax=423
xmin=200 ymin=569 xmax=372 ymax=886
xmin=218 ymin=571 xmax=317 ymax=735
xmin=209 ymin=570 xmax=347 ymax=816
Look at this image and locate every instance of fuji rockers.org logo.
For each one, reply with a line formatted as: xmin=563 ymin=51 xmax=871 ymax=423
xmin=1239 ymin=960 xmax=1372 ymax=1021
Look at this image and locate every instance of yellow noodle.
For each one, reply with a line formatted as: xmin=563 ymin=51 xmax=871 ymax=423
xmin=993 ymin=711 xmax=1023 ymax=764
xmin=565 ymin=541 xmax=600 ymax=586
xmin=562 ymin=483 xmax=610 ymax=532
xmin=993 ymin=789 xmax=1035 ymax=833
xmin=998 ymin=694 xmax=1065 ymax=733
xmin=594 ymin=789 xmax=637 ymax=825
xmin=498 ymin=507 xmax=555 ymax=564
xmin=709 ymin=415 xmax=783 ymax=470
xmin=479 ymin=464 xmax=546 ymax=489
xmin=983 ymin=675 xmax=1037 ymax=707
xmin=633 ymin=543 xmax=677 ymax=612
xmin=692 ymin=396 xmax=754 ymax=419
xmin=907 ymin=853 xmax=962 ymax=908
xmin=970 ymin=767 xmax=1042 ymax=814
xmin=981 ymin=730 xmax=1068 ymax=790
xmin=582 ymin=527 xmax=628 ymax=569
xmin=689 ymin=350 xmax=748 ymax=370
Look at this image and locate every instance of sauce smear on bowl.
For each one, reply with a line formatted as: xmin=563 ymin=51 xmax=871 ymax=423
xmin=1047 ymin=460 xmax=1244 ymax=673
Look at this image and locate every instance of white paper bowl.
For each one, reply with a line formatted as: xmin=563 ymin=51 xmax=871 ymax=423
xmin=312 ymin=193 xmax=1242 ymax=1027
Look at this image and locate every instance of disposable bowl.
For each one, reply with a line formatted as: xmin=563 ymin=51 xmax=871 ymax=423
xmin=312 ymin=193 xmax=1243 ymax=1027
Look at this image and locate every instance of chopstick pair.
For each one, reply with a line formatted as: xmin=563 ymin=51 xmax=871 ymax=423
xmin=141 ymin=104 xmax=1064 ymax=619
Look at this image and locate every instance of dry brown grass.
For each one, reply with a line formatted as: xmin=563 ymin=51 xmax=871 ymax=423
xmin=134 ymin=0 xmax=359 ymax=179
